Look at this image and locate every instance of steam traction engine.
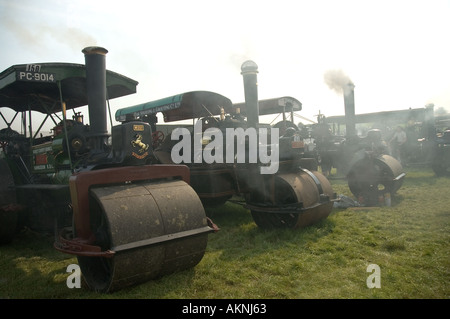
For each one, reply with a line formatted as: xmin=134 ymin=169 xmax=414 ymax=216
xmin=116 ymin=60 xmax=336 ymax=229
xmin=432 ymin=129 xmax=450 ymax=176
xmin=1 ymin=48 xmax=336 ymax=293
xmin=317 ymin=83 xmax=406 ymax=206
xmin=0 ymin=47 xmax=216 ymax=292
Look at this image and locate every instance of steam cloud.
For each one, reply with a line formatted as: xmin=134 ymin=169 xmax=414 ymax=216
xmin=324 ymin=69 xmax=353 ymax=94
xmin=2 ymin=9 xmax=97 ymax=53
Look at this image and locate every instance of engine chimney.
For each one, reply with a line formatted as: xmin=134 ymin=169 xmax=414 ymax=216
xmin=241 ymin=60 xmax=259 ymax=129
xmin=343 ymin=82 xmax=356 ymax=137
xmin=82 ymin=46 xmax=109 ymax=152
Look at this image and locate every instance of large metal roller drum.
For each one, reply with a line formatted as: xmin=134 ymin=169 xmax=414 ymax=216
xmin=77 ymin=179 xmax=209 ymax=293
xmin=347 ymin=153 xmax=405 ymax=205
xmin=250 ymin=169 xmax=335 ymax=229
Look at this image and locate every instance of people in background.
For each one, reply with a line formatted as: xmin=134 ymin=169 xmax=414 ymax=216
xmin=366 ymin=129 xmax=389 ymax=155
xmin=390 ymin=126 xmax=407 ymax=164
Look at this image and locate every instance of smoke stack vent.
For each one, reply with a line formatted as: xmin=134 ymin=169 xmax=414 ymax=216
xmin=241 ymin=60 xmax=259 ymax=129
xmin=82 ymin=46 xmax=109 ymax=151
xmin=343 ymin=82 xmax=356 ymax=137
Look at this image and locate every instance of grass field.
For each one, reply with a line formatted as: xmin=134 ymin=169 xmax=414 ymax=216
xmin=0 ymin=166 xmax=448 ymax=299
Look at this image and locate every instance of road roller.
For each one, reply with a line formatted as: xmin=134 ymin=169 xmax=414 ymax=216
xmin=347 ymin=149 xmax=405 ymax=206
xmin=307 ymin=79 xmax=407 ymax=206
xmin=116 ymin=60 xmax=336 ymax=229
xmin=0 ymin=47 xmax=217 ymax=292
xmin=1 ymin=47 xmax=336 ymax=292
xmin=431 ymin=129 xmax=450 ymax=176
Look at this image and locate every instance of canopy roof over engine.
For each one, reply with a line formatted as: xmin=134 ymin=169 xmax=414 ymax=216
xmin=0 ymin=62 xmax=138 ymax=114
xmin=115 ymin=91 xmax=233 ymax=123
xmin=233 ymin=96 xmax=302 ymax=116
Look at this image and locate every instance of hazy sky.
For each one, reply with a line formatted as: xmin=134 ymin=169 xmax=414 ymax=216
xmin=1 ymin=0 xmax=449 ymax=132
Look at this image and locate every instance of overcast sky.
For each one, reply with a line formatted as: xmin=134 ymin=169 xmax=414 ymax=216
xmin=1 ymin=0 xmax=449 ymax=132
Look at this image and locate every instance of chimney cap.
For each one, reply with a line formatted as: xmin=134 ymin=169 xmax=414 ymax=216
xmin=82 ymin=46 xmax=108 ymax=56
xmin=241 ymin=60 xmax=258 ymax=74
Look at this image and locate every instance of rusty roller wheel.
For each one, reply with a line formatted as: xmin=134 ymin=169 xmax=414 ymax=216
xmin=347 ymin=153 xmax=405 ymax=206
xmin=76 ymin=179 xmax=210 ymax=293
xmin=249 ymin=169 xmax=335 ymax=229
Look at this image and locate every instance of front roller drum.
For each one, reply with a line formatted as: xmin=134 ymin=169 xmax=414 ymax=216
xmin=347 ymin=154 xmax=405 ymax=205
xmin=77 ymin=179 xmax=210 ymax=293
xmin=249 ymin=169 xmax=335 ymax=229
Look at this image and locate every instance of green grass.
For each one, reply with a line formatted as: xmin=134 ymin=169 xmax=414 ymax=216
xmin=0 ymin=166 xmax=448 ymax=299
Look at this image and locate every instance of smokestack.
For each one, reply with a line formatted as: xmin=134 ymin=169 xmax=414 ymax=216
xmin=241 ymin=60 xmax=259 ymax=129
xmin=82 ymin=46 xmax=109 ymax=151
xmin=343 ymin=82 xmax=356 ymax=137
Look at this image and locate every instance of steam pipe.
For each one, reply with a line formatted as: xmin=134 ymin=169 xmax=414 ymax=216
xmin=82 ymin=46 xmax=109 ymax=151
xmin=241 ymin=60 xmax=259 ymax=129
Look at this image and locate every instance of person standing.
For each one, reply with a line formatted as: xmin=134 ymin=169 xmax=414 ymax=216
xmin=390 ymin=126 xmax=407 ymax=164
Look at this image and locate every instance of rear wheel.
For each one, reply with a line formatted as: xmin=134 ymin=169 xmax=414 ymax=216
xmin=432 ymin=161 xmax=449 ymax=176
xmin=0 ymin=159 xmax=18 ymax=244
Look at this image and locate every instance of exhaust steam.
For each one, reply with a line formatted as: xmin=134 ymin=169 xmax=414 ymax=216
xmin=324 ymin=69 xmax=353 ymax=94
